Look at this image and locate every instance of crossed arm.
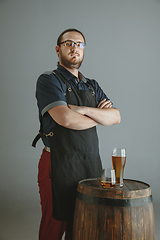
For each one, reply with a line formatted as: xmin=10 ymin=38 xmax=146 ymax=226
xmin=48 ymin=99 xmax=121 ymax=130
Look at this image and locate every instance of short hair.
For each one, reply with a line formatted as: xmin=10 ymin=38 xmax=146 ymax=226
xmin=57 ymin=28 xmax=86 ymax=46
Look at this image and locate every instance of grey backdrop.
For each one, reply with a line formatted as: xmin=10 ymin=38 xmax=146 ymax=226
xmin=0 ymin=0 xmax=160 ymax=239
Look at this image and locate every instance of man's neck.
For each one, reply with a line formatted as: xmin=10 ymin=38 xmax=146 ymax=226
xmin=60 ymin=64 xmax=79 ymax=79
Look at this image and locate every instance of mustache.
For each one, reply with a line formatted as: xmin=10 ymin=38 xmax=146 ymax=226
xmin=69 ymin=50 xmax=80 ymax=56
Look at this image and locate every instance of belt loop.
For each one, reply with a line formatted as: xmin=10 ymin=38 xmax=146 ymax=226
xmin=45 ymin=146 xmax=51 ymax=152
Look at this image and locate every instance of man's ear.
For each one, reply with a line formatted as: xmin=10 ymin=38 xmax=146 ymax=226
xmin=55 ymin=46 xmax=60 ymax=56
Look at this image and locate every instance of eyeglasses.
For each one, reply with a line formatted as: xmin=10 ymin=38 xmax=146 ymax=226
xmin=59 ymin=40 xmax=86 ymax=49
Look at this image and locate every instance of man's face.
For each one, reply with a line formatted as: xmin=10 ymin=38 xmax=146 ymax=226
xmin=56 ymin=31 xmax=85 ymax=69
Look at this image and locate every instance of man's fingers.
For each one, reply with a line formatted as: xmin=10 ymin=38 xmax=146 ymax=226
xmin=97 ymin=99 xmax=107 ymax=108
xmin=101 ymin=102 xmax=112 ymax=108
xmin=98 ymin=99 xmax=112 ymax=108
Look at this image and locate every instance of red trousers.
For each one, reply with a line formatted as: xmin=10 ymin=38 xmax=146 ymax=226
xmin=38 ymin=149 xmax=73 ymax=240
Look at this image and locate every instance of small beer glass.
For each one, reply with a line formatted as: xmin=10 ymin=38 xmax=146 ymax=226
xmin=101 ymin=168 xmax=116 ymax=188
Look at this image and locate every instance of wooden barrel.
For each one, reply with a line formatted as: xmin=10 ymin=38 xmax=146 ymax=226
xmin=73 ymin=178 xmax=155 ymax=240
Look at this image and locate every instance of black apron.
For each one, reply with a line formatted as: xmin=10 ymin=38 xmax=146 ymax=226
xmin=49 ymin=71 xmax=102 ymax=221
xmin=32 ymin=70 xmax=103 ymax=221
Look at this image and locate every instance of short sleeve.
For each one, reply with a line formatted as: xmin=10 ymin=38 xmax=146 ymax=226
xmin=36 ymin=72 xmax=67 ymax=116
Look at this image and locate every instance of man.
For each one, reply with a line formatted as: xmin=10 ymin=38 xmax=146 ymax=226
xmin=33 ymin=28 xmax=121 ymax=240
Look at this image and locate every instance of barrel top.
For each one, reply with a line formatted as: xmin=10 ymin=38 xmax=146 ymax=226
xmin=77 ymin=178 xmax=152 ymax=199
xmin=79 ymin=178 xmax=150 ymax=190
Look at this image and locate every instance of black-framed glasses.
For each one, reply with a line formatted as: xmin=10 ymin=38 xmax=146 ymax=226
xmin=59 ymin=40 xmax=86 ymax=49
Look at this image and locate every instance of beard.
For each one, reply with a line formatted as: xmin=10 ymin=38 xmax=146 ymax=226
xmin=59 ymin=50 xmax=84 ymax=69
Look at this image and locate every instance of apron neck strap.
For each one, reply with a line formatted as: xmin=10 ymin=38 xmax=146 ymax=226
xmin=53 ymin=69 xmax=95 ymax=95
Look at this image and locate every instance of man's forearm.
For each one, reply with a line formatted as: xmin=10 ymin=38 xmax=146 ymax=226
xmin=83 ymin=107 xmax=121 ymax=126
xmin=48 ymin=105 xmax=99 ymax=130
xmin=48 ymin=100 xmax=121 ymax=131
xmin=62 ymin=109 xmax=99 ymax=130
xmin=68 ymin=104 xmax=121 ymax=126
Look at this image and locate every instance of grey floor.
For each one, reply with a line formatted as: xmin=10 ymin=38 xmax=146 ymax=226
xmin=0 ymin=201 xmax=159 ymax=240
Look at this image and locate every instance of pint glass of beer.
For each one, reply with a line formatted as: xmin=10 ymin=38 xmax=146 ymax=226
xmin=112 ymin=148 xmax=126 ymax=187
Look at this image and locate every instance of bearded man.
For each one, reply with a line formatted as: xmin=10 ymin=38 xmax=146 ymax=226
xmin=33 ymin=28 xmax=121 ymax=240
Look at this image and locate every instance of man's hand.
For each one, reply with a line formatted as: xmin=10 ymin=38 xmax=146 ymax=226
xmin=97 ymin=99 xmax=112 ymax=109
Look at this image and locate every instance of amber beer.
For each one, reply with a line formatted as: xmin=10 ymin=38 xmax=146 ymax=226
xmin=100 ymin=168 xmax=116 ymax=188
xmin=101 ymin=180 xmax=112 ymax=188
xmin=112 ymin=148 xmax=126 ymax=187
xmin=101 ymin=179 xmax=116 ymax=188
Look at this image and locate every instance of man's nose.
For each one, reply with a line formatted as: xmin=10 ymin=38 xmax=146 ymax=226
xmin=72 ymin=43 xmax=78 ymax=48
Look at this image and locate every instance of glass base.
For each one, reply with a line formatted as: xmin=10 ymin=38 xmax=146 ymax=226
xmin=116 ymin=183 xmax=123 ymax=187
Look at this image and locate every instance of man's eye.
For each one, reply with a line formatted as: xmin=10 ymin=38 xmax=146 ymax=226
xmin=66 ymin=42 xmax=72 ymax=46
